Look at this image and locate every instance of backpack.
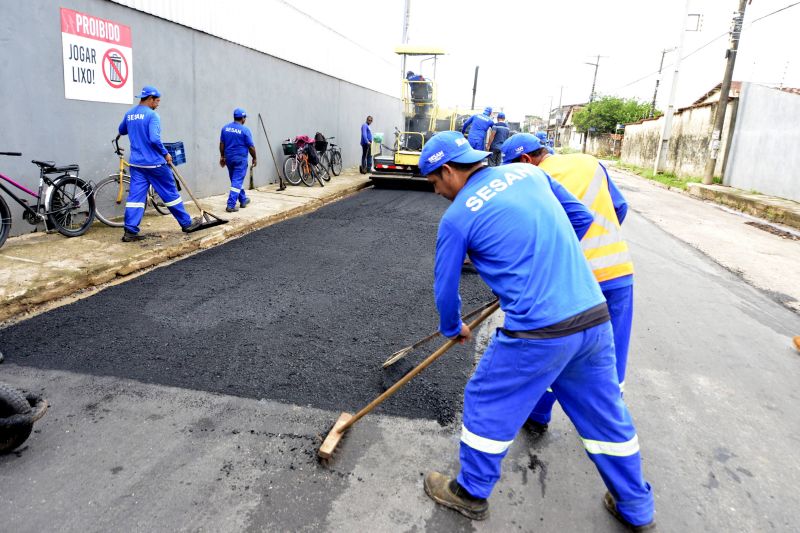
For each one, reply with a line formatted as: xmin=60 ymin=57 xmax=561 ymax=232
xmin=314 ymin=132 xmax=327 ymax=143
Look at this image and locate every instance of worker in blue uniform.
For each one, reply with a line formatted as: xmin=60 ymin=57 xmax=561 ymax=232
xmin=360 ymin=115 xmax=373 ymax=174
xmin=116 ymin=85 xmax=199 ymax=241
xmin=535 ymin=131 xmax=555 ymax=154
xmin=419 ymin=130 xmax=654 ymax=530
xmin=501 ymin=133 xmax=637 ymax=441
xmin=461 ymin=107 xmax=494 ymax=151
xmin=219 ymin=108 xmax=257 ymax=213
xmin=485 ymin=112 xmax=510 ymax=166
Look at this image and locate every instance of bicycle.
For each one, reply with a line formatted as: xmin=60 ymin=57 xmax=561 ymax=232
xmin=282 ymin=138 xmax=328 ymax=187
xmin=0 ymin=151 xmax=95 ymax=249
xmin=316 ymin=136 xmax=343 ymax=177
xmin=92 ymin=139 xmax=170 ymax=227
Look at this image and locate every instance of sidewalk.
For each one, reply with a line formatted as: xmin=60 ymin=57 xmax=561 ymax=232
xmin=0 ymin=170 xmax=370 ymax=323
xmin=687 ymin=183 xmax=800 ymax=231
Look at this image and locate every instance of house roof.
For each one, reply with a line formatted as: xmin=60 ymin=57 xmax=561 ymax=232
xmin=691 ymin=81 xmax=743 ymax=106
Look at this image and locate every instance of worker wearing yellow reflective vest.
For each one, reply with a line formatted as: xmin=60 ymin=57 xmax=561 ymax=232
xmin=501 ymin=133 xmax=635 ymax=437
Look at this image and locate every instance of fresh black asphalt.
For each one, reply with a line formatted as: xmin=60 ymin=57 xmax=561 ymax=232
xmin=0 ymin=188 xmax=493 ymax=423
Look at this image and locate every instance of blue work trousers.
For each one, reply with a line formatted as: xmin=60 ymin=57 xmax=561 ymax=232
xmin=529 ymin=283 xmax=634 ymax=424
xmin=124 ymin=165 xmax=191 ymax=234
xmin=361 ymin=144 xmax=372 ymax=171
xmin=226 ymin=159 xmax=249 ymax=208
xmin=457 ymin=321 xmax=653 ymax=526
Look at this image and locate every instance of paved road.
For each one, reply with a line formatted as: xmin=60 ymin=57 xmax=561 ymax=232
xmin=1 ymin=185 xmax=799 ymax=532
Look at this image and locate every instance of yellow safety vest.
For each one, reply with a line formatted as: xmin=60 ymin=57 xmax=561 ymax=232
xmin=539 ymin=154 xmax=634 ymax=283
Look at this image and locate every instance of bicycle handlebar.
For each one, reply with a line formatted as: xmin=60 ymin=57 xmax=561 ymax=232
xmin=112 ymin=138 xmax=124 ymax=156
xmin=0 ymin=152 xmax=22 ymax=156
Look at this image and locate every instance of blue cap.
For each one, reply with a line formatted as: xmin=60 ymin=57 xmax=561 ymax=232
xmin=484 ymin=107 xmax=492 ymax=115
xmin=500 ymin=133 xmax=543 ymax=164
xmin=138 ymin=85 xmax=161 ymax=99
xmin=233 ymin=108 xmax=247 ymax=118
xmin=535 ymin=131 xmax=548 ymax=141
xmin=497 ymin=112 xmax=506 ymax=119
xmin=419 ymin=131 xmax=491 ymax=175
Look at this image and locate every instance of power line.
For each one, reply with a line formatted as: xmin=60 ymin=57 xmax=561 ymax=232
xmin=612 ymin=1 xmax=800 ymax=92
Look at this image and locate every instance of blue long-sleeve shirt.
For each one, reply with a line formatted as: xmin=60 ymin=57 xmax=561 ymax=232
xmin=360 ymin=123 xmax=372 ymax=146
xmin=220 ymin=122 xmax=255 ymax=163
xmin=600 ymin=163 xmax=628 ymax=224
xmin=461 ymin=113 xmax=494 ymax=150
xmin=118 ymin=105 xmax=168 ymax=166
xmin=433 ymin=163 xmax=602 ymax=338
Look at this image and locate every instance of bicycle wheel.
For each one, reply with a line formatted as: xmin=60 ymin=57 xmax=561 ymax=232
xmin=330 ymin=148 xmax=343 ymax=176
xmin=282 ymin=156 xmax=302 ymax=186
xmin=93 ymin=174 xmax=130 ymax=227
xmin=0 ymin=195 xmax=11 ymax=249
xmin=299 ymin=160 xmax=315 ymax=187
xmin=149 ymin=186 xmax=170 ymax=215
xmin=316 ymin=163 xmax=331 ymax=182
xmin=46 ymin=176 xmax=95 ymax=237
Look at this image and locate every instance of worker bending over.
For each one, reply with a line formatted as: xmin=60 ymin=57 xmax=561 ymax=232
xmin=419 ymin=131 xmax=654 ymax=530
xmin=219 ymin=108 xmax=257 ymax=213
xmin=116 ymin=85 xmax=199 ymax=241
xmin=461 ymin=107 xmax=494 ymax=151
xmin=501 ymin=133 xmax=635 ymax=439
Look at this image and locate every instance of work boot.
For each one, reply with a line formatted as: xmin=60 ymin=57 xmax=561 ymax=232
xmin=603 ymin=492 xmax=656 ymax=531
xmin=240 ymin=198 xmax=251 ymax=208
xmin=523 ymin=419 xmax=549 ymax=439
xmin=423 ymin=472 xmax=489 ymax=521
xmin=121 ymin=230 xmax=146 ymax=242
xmin=182 ymin=217 xmax=203 ymax=233
xmin=225 ymin=206 xmax=239 ymax=213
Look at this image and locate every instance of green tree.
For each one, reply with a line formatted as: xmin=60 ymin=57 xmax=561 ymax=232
xmin=573 ymin=96 xmax=657 ymax=134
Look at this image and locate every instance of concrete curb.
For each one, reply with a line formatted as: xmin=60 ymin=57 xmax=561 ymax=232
xmin=687 ymin=183 xmax=800 ymax=231
xmin=0 ymin=178 xmax=372 ymax=324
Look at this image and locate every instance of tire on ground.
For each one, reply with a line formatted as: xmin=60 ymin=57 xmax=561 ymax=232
xmin=0 ymin=382 xmax=34 ymax=454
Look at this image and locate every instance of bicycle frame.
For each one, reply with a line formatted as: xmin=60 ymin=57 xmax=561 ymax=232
xmin=0 ymin=168 xmax=57 ymax=223
xmin=112 ymin=139 xmax=131 ymax=203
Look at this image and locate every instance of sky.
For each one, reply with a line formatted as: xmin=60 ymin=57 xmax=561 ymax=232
xmin=288 ymin=0 xmax=800 ymax=121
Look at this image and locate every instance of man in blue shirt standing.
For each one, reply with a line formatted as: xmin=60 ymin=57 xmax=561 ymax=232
xmin=116 ymin=85 xmax=199 ymax=241
xmin=219 ymin=108 xmax=257 ymax=213
xmin=360 ymin=115 xmax=373 ymax=174
xmin=535 ymin=130 xmax=555 ymax=154
xmin=418 ymin=131 xmax=654 ymax=530
xmin=461 ymin=107 xmax=494 ymax=151
xmin=485 ymin=112 xmax=510 ymax=166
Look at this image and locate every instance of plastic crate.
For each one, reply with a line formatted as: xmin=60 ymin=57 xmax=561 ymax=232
xmin=164 ymin=141 xmax=186 ymax=165
xmin=282 ymin=142 xmax=297 ymax=156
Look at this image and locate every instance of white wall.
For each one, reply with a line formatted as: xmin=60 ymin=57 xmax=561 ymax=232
xmin=724 ymin=83 xmax=800 ymax=202
xmin=109 ymin=0 xmax=399 ymax=98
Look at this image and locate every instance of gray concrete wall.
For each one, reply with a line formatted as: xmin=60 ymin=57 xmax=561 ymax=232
xmin=724 ymin=83 xmax=800 ymax=202
xmin=620 ymin=102 xmax=734 ymax=178
xmin=0 ymin=0 xmax=402 ymax=236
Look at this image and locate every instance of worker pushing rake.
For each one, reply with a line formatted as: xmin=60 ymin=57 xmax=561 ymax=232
xmin=320 ymin=131 xmax=656 ymax=529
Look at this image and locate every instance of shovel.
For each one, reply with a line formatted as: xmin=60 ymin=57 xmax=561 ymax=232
xmin=169 ymin=162 xmax=228 ymax=232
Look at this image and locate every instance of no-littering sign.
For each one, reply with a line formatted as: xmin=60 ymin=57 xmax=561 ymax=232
xmin=61 ymin=8 xmax=133 ymax=104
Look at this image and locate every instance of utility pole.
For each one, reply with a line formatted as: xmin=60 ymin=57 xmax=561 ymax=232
xmin=582 ymin=55 xmax=601 ymax=154
xmin=703 ymin=0 xmax=747 ymax=185
xmin=471 ymin=66 xmax=479 ymax=109
xmin=650 ymin=48 xmax=674 ymax=118
xmin=556 ymin=85 xmax=564 ymax=145
xmin=654 ymin=0 xmax=691 ymax=174
xmin=401 ymin=0 xmax=410 ymax=77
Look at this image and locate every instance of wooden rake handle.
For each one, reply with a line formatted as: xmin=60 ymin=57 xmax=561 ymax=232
xmin=382 ymin=298 xmax=499 ymax=368
xmin=340 ymin=300 xmax=501 ymax=433
xmin=169 ymin=162 xmax=204 ymax=212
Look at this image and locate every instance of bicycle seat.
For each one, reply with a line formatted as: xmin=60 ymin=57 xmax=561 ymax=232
xmin=32 ymin=159 xmax=56 ymax=168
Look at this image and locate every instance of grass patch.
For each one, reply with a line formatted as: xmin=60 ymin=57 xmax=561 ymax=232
xmin=614 ymin=162 xmax=719 ymax=190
